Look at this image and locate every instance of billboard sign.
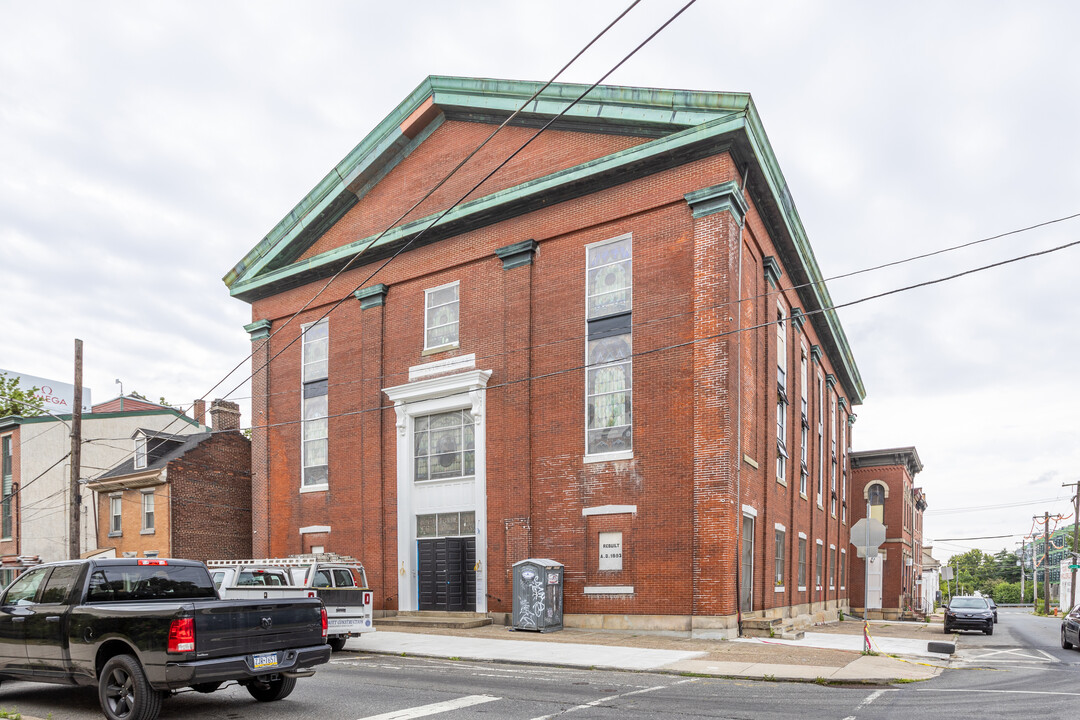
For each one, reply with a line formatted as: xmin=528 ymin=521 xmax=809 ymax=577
xmin=0 ymin=369 xmax=93 ymax=415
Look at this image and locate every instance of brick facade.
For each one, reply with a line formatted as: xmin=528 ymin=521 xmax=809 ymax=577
xmin=228 ymin=78 xmax=867 ymax=635
xmin=91 ymin=430 xmax=252 ymax=563
xmin=849 ymin=447 xmax=926 ymax=619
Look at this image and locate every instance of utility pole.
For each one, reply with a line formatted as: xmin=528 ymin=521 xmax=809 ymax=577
xmin=1043 ymin=511 xmax=1051 ymax=615
xmin=68 ymin=339 xmax=83 ymax=561
xmin=1065 ymin=482 xmax=1080 ymax=612
xmin=1019 ymin=538 xmax=1026 ymax=606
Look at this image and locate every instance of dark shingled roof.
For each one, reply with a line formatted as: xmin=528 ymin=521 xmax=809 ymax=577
xmin=97 ymin=430 xmax=214 ymax=480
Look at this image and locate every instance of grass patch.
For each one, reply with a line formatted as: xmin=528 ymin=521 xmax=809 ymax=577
xmin=0 ymin=709 xmax=22 ymax=720
xmin=762 ymin=674 xmax=776 ymax=682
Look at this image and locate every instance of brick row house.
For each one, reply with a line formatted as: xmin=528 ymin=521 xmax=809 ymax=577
xmin=0 ymin=394 xmax=204 ymax=581
xmin=87 ymin=400 xmax=252 ymax=563
xmin=224 ymin=76 xmax=866 ymax=636
xmin=849 ymin=447 xmax=928 ymax=619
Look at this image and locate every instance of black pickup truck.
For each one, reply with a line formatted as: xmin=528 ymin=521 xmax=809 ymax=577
xmin=0 ymin=558 xmax=330 ymax=720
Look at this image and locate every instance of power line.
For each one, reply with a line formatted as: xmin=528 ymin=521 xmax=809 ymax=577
xmin=99 ymin=230 xmax=1080 ymax=441
xmin=72 ymin=0 xmax=699 ymax=478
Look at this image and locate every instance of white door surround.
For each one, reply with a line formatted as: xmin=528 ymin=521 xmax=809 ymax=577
xmin=384 ymin=368 xmax=492 ymax=612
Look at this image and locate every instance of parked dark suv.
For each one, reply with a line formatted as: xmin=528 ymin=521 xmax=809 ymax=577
xmin=944 ymin=595 xmax=994 ymax=635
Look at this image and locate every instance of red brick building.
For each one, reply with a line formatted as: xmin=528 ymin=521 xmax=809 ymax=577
xmin=225 ymin=77 xmax=865 ymax=636
xmin=87 ymin=400 xmax=252 ymax=563
xmin=849 ymin=447 xmax=927 ymax=619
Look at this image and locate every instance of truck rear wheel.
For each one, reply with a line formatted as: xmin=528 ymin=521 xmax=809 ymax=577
xmin=246 ymin=675 xmax=297 ymax=702
xmin=328 ymin=637 xmax=347 ymax=652
xmin=99 ymin=654 xmax=164 ymax=720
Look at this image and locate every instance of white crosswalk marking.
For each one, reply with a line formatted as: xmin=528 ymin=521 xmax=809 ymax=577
xmin=355 ymin=695 xmax=499 ymax=720
xmin=957 ymin=647 xmax=1056 ymax=663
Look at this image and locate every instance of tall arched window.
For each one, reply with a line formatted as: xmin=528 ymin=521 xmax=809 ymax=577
xmin=868 ymin=483 xmax=885 ymax=522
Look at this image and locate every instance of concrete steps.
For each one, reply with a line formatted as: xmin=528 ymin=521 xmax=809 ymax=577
xmin=740 ymin=616 xmax=805 ymax=640
xmin=376 ymin=611 xmax=493 ymax=630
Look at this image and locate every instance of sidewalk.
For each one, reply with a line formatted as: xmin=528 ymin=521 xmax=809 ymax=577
xmin=347 ymin=619 xmax=948 ymax=684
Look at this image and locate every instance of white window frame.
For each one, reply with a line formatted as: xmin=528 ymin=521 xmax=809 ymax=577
xmin=815 ymin=539 xmax=824 ymax=591
xmin=840 ymin=548 xmax=847 ymax=590
xmin=774 ymin=523 xmax=786 ymax=591
xmin=134 ymin=434 xmax=147 ymax=470
xmin=424 ymin=281 xmax=460 ymax=352
xmin=141 ymin=491 xmax=154 ymax=533
xmin=816 ymin=374 xmax=824 ymax=507
xmin=829 ymin=543 xmax=837 ymax=589
xmin=797 ymin=533 xmax=807 ymax=591
xmin=840 ymin=409 xmax=848 ymax=523
xmin=830 ymin=390 xmax=837 ymax=517
xmin=584 ymin=234 xmax=633 ymax=461
xmin=301 ymin=319 xmax=329 ymax=492
xmin=799 ymin=347 xmax=808 ymax=497
xmin=775 ymin=304 xmax=788 ymax=483
xmin=109 ymin=494 xmax=122 ymax=536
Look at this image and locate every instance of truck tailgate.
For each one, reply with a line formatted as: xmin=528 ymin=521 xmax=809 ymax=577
xmin=195 ymin=600 xmax=323 ymax=658
xmin=317 ymin=588 xmax=375 ymax=634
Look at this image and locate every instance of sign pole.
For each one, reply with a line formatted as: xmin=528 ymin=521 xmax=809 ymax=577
xmin=864 ymin=501 xmax=870 ymax=653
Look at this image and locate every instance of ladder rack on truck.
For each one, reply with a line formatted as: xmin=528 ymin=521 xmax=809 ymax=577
xmin=206 ymin=556 xmax=375 ymax=651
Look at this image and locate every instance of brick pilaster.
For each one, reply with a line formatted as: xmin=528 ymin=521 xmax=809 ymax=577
xmin=685 ymin=182 xmax=747 ymax=618
xmin=244 ymin=319 xmax=272 ymax=557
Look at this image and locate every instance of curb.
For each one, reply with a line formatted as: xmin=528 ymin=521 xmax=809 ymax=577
xmin=349 ymin=647 xmax=939 ymax=685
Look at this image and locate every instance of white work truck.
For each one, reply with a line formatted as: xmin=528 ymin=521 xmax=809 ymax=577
xmin=206 ymin=556 xmax=375 ymax=651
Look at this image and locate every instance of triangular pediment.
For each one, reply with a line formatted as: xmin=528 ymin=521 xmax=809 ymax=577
xmin=223 ymin=76 xmax=749 ymax=300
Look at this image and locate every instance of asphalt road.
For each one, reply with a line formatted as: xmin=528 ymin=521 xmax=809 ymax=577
xmin=1 ymin=610 xmax=1077 ymax=719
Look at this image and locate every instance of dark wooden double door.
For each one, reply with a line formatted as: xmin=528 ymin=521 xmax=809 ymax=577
xmin=418 ymin=537 xmax=476 ymax=611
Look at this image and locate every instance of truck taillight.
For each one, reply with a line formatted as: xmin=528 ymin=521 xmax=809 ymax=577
xmin=321 ymin=607 xmax=328 ymax=639
xmin=363 ymin=592 xmax=371 ymax=606
xmin=138 ymin=559 xmax=168 ymax=566
xmin=168 ymin=618 xmax=195 ymax=653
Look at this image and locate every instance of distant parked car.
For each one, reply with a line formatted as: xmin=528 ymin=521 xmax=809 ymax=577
xmin=944 ymin=596 xmax=994 ymax=635
xmin=987 ymin=598 xmax=998 ymax=623
xmin=1062 ymin=603 xmax=1080 ymax=650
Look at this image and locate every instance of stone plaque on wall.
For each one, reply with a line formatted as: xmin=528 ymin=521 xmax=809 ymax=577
xmin=598 ymin=531 xmax=623 ymax=571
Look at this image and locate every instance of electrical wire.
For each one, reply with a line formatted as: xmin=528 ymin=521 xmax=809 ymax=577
xmin=65 ymin=0 xmax=700 ymax=478
xmin=84 ymin=229 xmax=1080 ymax=441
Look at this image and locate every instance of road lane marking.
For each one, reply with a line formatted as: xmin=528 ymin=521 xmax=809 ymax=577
xmin=526 ymin=679 xmax=696 ymax=720
xmin=841 ymin=688 xmax=895 ymax=720
xmin=355 ymin=695 xmax=499 ymax=719
xmin=957 ymin=647 xmax=1056 ymax=663
xmin=915 ymin=688 xmax=1080 ymax=697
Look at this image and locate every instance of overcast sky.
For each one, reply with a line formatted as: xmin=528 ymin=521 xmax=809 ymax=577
xmin=3 ymin=1 xmax=1078 ymax=562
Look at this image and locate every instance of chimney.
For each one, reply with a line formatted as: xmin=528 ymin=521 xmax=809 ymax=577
xmin=192 ymin=399 xmax=206 ymax=426
xmin=209 ymin=399 xmax=241 ymax=432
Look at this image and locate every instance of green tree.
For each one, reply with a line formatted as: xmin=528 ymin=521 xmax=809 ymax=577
xmin=0 ymin=372 xmax=46 ymax=417
xmin=994 ymin=550 xmax=1021 ymax=583
xmin=991 ymin=581 xmax=1021 ymax=604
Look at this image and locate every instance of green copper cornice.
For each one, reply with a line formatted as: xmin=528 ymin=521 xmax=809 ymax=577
xmin=354 ymin=284 xmax=389 ymax=309
xmin=244 ymin=319 xmax=271 ymax=341
xmin=495 ymin=239 xmax=539 ymax=269
xmin=684 ymin=180 xmax=749 ymax=224
xmin=224 ymin=76 xmax=864 ymax=403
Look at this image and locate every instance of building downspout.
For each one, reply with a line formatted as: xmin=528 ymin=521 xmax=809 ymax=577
xmin=734 ymin=168 xmax=749 ymax=635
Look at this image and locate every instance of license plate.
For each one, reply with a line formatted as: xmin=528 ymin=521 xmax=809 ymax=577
xmin=253 ymin=652 xmax=278 ymax=670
